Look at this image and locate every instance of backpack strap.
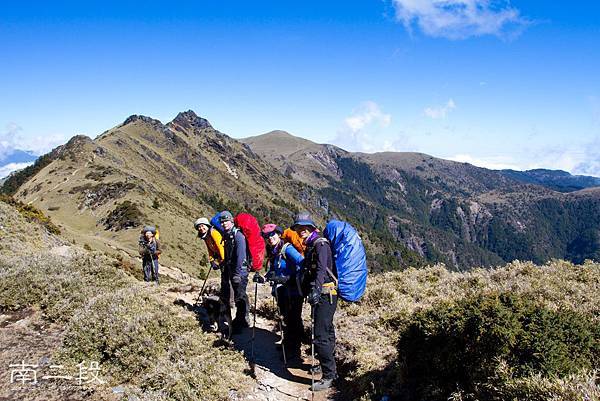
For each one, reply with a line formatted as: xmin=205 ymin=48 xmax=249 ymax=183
xmin=313 ymin=237 xmax=338 ymax=287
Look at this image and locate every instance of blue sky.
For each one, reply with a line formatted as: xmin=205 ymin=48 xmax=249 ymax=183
xmin=1 ymin=1 xmax=599 ymax=176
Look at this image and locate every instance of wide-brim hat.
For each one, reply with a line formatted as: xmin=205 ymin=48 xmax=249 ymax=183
xmin=194 ymin=217 xmax=211 ymax=230
xmin=291 ymin=212 xmax=316 ymax=229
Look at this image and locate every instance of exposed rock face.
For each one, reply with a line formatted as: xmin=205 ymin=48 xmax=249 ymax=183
xmin=170 ymin=110 xmax=213 ymax=131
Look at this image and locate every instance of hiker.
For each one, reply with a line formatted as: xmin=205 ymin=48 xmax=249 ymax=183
xmin=194 ymin=217 xmax=224 ymax=270
xmin=219 ymin=211 xmax=251 ymax=334
xmin=293 ymin=212 xmax=338 ymax=391
xmin=138 ymin=226 xmax=161 ymax=284
xmin=262 ymin=224 xmax=305 ymax=366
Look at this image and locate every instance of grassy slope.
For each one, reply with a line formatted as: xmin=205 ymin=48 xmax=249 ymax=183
xmin=334 ymin=260 xmax=600 ymax=400
xmin=0 ymin=199 xmax=252 ymax=400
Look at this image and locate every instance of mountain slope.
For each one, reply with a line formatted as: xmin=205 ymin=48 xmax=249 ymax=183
xmin=244 ymin=131 xmax=600 ymax=268
xmin=10 ymin=112 xmax=327 ymax=276
xmin=6 ymin=112 xmax=599 ymax=271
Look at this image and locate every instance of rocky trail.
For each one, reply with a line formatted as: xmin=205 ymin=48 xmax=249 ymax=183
xmin=158 ymin=266 xmax=336 ymax=401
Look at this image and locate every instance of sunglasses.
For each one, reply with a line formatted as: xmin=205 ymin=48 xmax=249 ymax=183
xmin=262 ymin=231 xmax=280 ymax=239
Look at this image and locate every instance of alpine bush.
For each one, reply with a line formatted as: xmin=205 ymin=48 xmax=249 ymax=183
xmin=397 ymin=292 xmax=600 ymax=401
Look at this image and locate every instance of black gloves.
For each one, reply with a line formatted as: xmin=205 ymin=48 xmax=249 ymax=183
xmin=265 ymin=270 xmax=275 ymax=281
xmin=210 ymin=261 xmax=220 ymax=270
xmin=231 ymin=275 xmax=241 ymax=285
xmin=253 ymin=273 xmax=265 ymax=283
xmin=307 ymin=287 xmax=321 ymax=306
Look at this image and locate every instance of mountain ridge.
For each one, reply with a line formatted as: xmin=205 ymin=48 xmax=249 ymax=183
xmin=4 ymin=110 xmax=599 ymax=272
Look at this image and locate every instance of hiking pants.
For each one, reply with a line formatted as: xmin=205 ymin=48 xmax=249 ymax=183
xmin=313 ymin=293 xmax=337 ymax=379
xmin=276 ymin=285 xmax=304 ymax=358
xmin=220 ymin=270 xmax=249 ymax=324
xmin=142 ymin=256 xmax=159 ymax=283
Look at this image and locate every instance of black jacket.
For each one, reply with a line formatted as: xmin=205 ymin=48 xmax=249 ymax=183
xmin=223 ymin=228 xmax=248 ymax=277
xmin=304 ymin=233 xmax=335 ymax=292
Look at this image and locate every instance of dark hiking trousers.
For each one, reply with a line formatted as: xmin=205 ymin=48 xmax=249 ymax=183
xmin=276 ymin=285 xmax=304 ymax=358
xmin=142 ymin=256 xmax=159 ymax=283
xmin=313 ymin=293 xmax=337 ymax=379
xmin=220 ymin=271 xmax=250 ymax=325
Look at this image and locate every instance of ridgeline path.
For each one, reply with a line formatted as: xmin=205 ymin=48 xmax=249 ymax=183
xmin=160 ymin=268 xmax=336 ymax=401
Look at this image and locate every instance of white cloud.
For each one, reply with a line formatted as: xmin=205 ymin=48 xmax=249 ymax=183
xmin=447 ymin=137 xmax=600 ymax=178
xmin=391 ymin=0 xmax=529 ymax=39
xmin=0 ymin=123 xmax=23 ymax=160
xmin=0 ymin=162 xmax=33 ymax=179
xmin=333 ymin=101 xmax=393 ymax=152
xmin=424 ymin=99 xmax=456 ymax=119
xmin=0 ymin=122 xmax=69 ymax=160
xmin=572 ymin=136 xmax=600 ymax=177
xmin=447 ymin=153 xmax=520 ymax=170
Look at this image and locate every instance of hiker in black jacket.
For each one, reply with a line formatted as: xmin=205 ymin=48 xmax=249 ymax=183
xmin=293 ymin=212 xmax=338 ymax=391
xmin=219 ymin=211 xmax=250 ymax=334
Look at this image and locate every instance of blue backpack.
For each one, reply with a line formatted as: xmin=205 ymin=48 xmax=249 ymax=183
xmin=210 ymin=213 xmax=225 ymax=234
xmin=322 ymin=220 xmax=368 ymax=302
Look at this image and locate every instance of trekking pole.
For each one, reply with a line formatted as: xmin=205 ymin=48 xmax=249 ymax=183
xmin=273 ymin=285 xmax=287 ymax=367
xmin=251 ymin=281 xmax=258 ymax=363
xmin=195 ymin=264 xmax=212 ymax=305
xmin=310 ymin=305 xmax=315 ymax=401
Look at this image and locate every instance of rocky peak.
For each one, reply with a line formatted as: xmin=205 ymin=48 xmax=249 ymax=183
xmin=122 ymin=114 xmax=164 ymax=127
xmin=170 ymin=110 xmax=212 ymax=130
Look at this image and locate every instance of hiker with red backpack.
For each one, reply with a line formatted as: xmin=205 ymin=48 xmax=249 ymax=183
xmin=219 ymin=211 xmax=252 ymax=334
xmin=262 ymin=224 xmax=305 ymax=366
xmin=293 ymin=212 xmax=338 ymax=391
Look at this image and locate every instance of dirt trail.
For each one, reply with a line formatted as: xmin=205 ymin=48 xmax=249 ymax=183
xmin=163 ymin=278 xmax=336 ymax=401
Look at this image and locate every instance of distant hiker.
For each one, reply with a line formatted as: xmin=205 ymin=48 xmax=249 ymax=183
xmin=220 ymin=211 xmax=251 ymax=334
xmin=293 ymin=212 xmax=338 ymax=391
xmin=262 ymin=224 xmax=305 ymax=366
xmin=194 ymin=217 xmax=225 ymax=270
xmin=138 ymin=226 xmax=161 ymax=284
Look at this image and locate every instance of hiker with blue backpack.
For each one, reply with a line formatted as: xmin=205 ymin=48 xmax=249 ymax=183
xmin=262 ymin=223 xmax=305 ymax=367
xmin=293 ymin=212 xmax=338 ymax=392
xmin=219 ymin=211 xmax=251 ymax=334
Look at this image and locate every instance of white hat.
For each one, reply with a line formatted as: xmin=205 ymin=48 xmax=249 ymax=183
xmin=194 ymin=217 xmax=211 ymax=230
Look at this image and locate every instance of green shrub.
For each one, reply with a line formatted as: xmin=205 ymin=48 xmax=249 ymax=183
xmin=397 ymin=292 xmax=600 ymax=401
xmin=103 ymin=200 xmax=145 ymax=230
xmin=0 ymin=251 xmax=130 ymax=321
xmin=0 ymin=195 xmax=61 ymax=234
xmin=60 ymin=287 xmax=251 ymax=399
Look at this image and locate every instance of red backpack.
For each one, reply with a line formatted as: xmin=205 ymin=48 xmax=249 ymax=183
xmin=234 ymin=213 xmax=265 ymax=272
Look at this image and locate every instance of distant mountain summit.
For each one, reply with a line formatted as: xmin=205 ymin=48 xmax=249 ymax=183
xmin=0 ymin=149 xmax=38 ymax=165
xmin=499 ymin=168 xmax=600 ymax=192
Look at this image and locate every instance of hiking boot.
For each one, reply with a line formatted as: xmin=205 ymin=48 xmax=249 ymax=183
xmin=311 ymin=378 xmax=334 ymax=391
xmin=231 ymin=319 xmax=249 ymax=334
xmin=285 ymin=353 xmax=303 ymax=368
xmin=309 ymin=364 xmax=321 ymax=374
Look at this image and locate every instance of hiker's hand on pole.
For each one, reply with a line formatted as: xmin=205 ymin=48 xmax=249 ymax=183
xmin=307 ymin=287 xmax=320 ymax=306
xmin=210 ymin=261 xmax=220 ymax=270
xmin=253 ymin=273 xmax=265 ymax=284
